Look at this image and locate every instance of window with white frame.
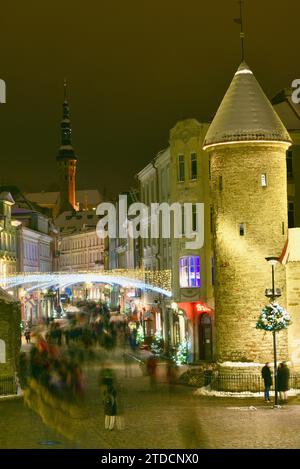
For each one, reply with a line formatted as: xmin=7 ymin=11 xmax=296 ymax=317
xmin=179 ymin=256 xmax=200 ymax=288
xmin=261 ymin=173 xmax=267 ymax=187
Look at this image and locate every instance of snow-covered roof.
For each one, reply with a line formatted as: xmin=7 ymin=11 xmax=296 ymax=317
xmin=55 ymin=209 xmax=99 ymax=235
xmin=203 ymin=62 xmax=292 ymax=149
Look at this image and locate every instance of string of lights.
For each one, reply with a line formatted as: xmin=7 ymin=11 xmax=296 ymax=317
xmin=0 ymin=269 xmax=172 ymax=297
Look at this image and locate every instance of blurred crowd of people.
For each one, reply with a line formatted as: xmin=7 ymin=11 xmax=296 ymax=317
xmin=19 ymin=337 xmax=84 ymax=400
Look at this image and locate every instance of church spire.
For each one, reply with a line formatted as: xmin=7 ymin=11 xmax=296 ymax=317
xmin=56 ymin=80 xmax=77 ymax=214
xmin=57 ymin=80 xmax=77 ymax=158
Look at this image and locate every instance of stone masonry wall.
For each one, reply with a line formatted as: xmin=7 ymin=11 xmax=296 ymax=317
xmin=210 ymin=143 xmax=289 ymax=363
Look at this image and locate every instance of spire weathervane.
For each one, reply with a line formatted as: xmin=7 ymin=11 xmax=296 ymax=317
xmin=234 ymin=0 xmax=245 ymax=61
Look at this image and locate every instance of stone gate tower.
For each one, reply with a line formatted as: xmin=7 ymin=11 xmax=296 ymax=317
xmin=203 ymin=62 xmax=292 ymax=363
xmin=57 ymin=81 xmax=77 ymax=214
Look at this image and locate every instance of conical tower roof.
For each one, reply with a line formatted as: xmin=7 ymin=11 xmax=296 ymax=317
xmin=203 ymin=62 xmax=292 ymax=149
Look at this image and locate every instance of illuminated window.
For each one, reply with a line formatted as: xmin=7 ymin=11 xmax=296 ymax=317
xmin=261 ymin=174 xmax=267 ymax=187
xmin=239 ymin=223 xmax=245 ymax=236
xmin=190 ymin=153 xmax=197 ymax=180
xmin=178 ymin=155 xmax=185 ymax=182
xmin=179 ymin=256 xmax=200 ymax=288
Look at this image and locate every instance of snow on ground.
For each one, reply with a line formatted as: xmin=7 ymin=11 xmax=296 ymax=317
xmin=194 ymin=386 xmax=300 ymax=398
xmin=219 ymin=362 xmax=265 ymax=368
xmin=218 ymin=361 xmax=293 ymax=367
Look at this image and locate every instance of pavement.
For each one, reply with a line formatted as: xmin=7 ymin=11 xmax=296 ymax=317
xmin=1 ymin=346 xmax=300 ymax=449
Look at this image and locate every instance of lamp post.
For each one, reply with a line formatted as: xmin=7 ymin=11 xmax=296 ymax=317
xmin=265 ymin=256 xmax=280 ymax=406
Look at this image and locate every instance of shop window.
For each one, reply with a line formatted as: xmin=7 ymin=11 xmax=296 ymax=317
xmin=179 ymin=256 xmax=200 ymax=288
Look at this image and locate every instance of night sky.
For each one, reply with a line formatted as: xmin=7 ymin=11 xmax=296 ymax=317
xmin=0 ymin=0 xmax=299 ymax=198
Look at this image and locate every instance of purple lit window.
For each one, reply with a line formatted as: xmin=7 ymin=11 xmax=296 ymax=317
xmin=179 ymin=256 xmax=200 ymax=288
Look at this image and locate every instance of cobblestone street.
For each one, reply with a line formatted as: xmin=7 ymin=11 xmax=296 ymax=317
xmin=1 ymin=349 xmax=300 ymax=449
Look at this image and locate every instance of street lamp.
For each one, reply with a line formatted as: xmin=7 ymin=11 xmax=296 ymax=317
xmin=265 ymin=256 xmax=280 ymax=406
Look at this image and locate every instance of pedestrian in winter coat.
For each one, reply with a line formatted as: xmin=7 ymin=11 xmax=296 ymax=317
xmin=277 ymin=362 xmax=290 ymax=402
xmin=103 ymin=383 xmax=117 ymax=430
xmin=261 ymin=362 xmax=272 ymax=402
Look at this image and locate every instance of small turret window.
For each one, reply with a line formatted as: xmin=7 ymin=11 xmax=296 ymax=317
xmin=239 ymin=223 xmax=245 ymax=236
xmin=261 ymin=174 xmax=267 ymax=187
xmin=219 ymin=176 xmax=223 ymax=191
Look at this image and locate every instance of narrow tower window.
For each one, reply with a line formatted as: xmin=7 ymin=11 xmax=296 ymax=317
xmin=190 ymin=153 xmax=197 ymax=180
xmin=261 ymin=174 xmax=267 ymax=187
xmin=178 ymin=155 xmax=185 ymax=182
xmin=239 ymin=223 xmax=245 ymax=236
xmin=219 ymin=175 xmax=223 ymax=191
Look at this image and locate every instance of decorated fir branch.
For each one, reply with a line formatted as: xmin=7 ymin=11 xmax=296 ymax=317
xmin=256 ymin=303 xmax=292 ymax=332
xmin=173 ymin=338 xmax=191 ymax=366
xmin=150 ymin=331 xmax=164 ymax=357
xmin=136 ymin=325 xmax=144 ymax=344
